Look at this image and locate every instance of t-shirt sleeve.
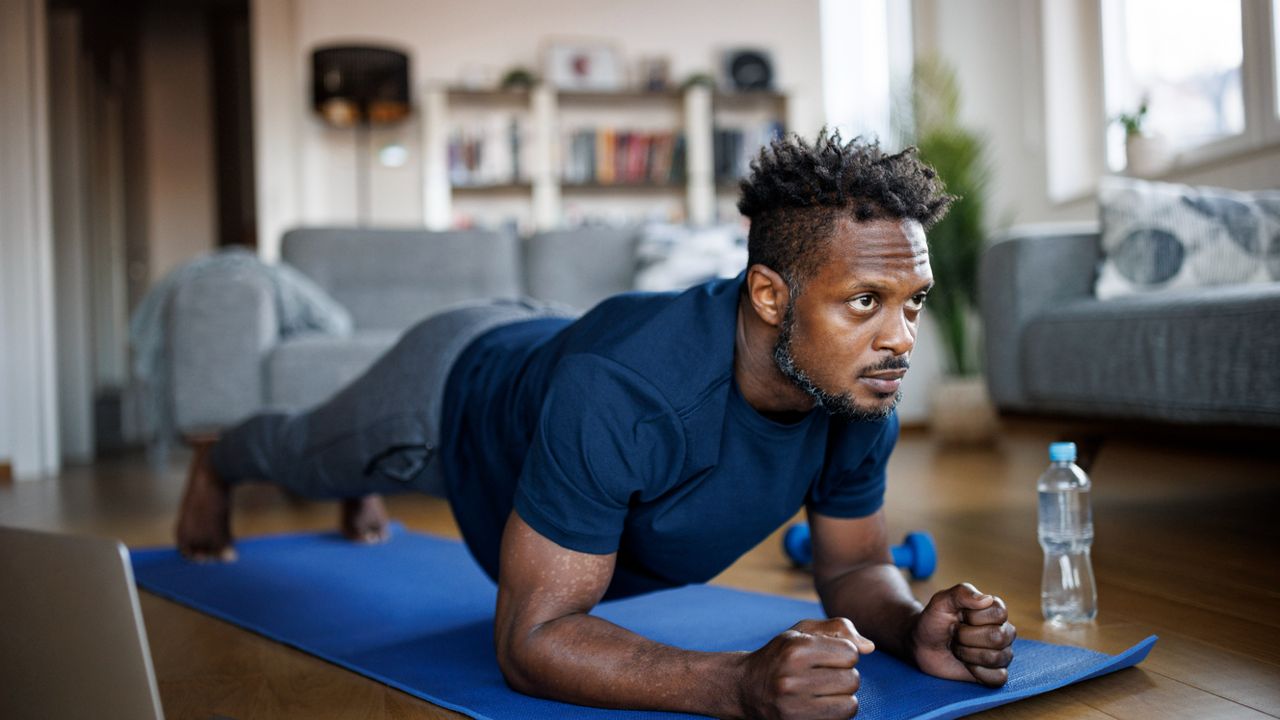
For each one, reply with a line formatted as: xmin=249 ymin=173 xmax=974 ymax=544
xmin=513 ymin=353 xmax=685 ymax=555
xmin=808 ymin=412 xmax=899 ymax=518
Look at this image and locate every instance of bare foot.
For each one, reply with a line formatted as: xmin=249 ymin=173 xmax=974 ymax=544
xmin=175 ymin=436 xmax=237 ymax=562
xmin=341 ymin=495 xmax=390 ymax=544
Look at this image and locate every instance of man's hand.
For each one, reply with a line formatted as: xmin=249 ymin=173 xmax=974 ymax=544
xmin=910 ymin=583 xmax=1016 ymax=687
xmin=737 ymin=618 xmax=876 ymax=720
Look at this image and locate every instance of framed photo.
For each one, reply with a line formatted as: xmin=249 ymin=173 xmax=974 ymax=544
xmin=635 ymin=56 xmax=671 ymax=92
xmin=544 ymin=41 xmax=624 ymax=91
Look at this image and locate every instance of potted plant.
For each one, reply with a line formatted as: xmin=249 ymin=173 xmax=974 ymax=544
xmin=907 ymin=57 xmax=998 ymax=443
xmin=1114 ymin=100 xmax=1170 ymax=176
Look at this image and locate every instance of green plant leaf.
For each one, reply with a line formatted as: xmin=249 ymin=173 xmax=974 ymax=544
xmin=909 ymin=56 xmax=991 ymax=377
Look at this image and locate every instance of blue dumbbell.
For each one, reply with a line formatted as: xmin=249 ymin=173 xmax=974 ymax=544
xmin=783 ymin=523 xmax=937 ymax=580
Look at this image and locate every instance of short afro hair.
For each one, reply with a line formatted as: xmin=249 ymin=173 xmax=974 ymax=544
xmin=737 ymin=129 xmax=954 ymax=290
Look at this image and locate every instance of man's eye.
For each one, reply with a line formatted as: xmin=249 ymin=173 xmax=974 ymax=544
xmin=907 ymin=294 xmax=928 ymax=310
xmin=849 ymin=296 xmax=877 ymax=310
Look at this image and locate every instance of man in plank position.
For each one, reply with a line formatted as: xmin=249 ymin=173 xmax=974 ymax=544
xmin=177 ymin=131 xmax=1016 ymax=719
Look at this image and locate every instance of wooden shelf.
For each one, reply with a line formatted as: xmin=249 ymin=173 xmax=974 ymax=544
xmin=441 ymin=87 xmax=785 ymax=109
xmin=713 ymin=90 xmax=788 ymax=110
xmin=444 ymin=86 xmax=685 ymax=106
xmin=561 ymin=181 xmax=685 ymax=193
xmin=444 ymin=87 xmax=532 ymax=106
xmin=450 ymin=182 xmax=533 ymax=194
xmin=557 ymin=88 xmax=684 ymax=105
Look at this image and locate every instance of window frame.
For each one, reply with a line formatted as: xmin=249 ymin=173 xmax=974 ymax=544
xmin=1265 ymin=0 xmax=1280 ymax=138
xmin=1045 ymin=0 xmax=1280 ymax=205
xmin=1100 ymin=0 xmax=1275 ymax=174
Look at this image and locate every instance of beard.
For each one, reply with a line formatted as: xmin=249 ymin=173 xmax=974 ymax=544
xmin=772 ymin=302 xmax=906 ymax=423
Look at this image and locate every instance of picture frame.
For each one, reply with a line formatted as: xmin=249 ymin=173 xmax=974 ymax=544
xmin=544 ymin=41 xmax=624 ymax=91
xmin=635 ymin=56 xmax=671 ymax=92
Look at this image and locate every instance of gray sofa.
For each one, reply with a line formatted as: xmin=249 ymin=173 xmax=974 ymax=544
xmin=978 ymin=225 xmax=1280 ymax=427
xmin=168 ymin=226 xmax=638 ymax=437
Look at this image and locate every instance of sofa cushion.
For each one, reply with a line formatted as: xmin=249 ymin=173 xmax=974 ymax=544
xmin=1095 ymin=177 xmax=1280 ymax=299
xmin=1022 ymin=283 xmax=1280 ymax=426
xmin=266 ymin=330 xmax=401 ymax=412
xmin=524 ymin=228 xmax=639 ymax=310
xmin=281 ymin=228 xmax=522 ymax=331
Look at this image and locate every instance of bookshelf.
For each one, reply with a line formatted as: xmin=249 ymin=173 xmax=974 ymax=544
xmin=712 ymin=90 xmax=787 ymax=222
xmin=421 ymin=84 xmax=787 ymax=231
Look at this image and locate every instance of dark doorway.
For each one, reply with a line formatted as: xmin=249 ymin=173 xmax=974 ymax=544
xmin=47 ymin=0 xmax=257 ymax=456
xmin=208 ymin=0 xmax=257 ymax=248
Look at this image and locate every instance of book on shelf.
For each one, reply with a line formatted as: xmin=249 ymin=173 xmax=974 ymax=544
xmin=714 ymin=121 xmax=785 ymax=184
xmin=448 ymin=114 xmax=530 ymax=188
xmin=562 ymin=127 xmax=686 ymax=186
xmin=596 ymin=129 xmax=615 ymax=184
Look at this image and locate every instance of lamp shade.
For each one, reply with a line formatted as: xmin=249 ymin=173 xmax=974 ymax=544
xmin=311 ymin=45 xmax=411 ymax=128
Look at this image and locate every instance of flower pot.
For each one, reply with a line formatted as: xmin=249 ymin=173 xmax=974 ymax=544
xmin=1125 ymin=133 xmax=1171 ymax=177
xmin=929 ymin=375 xmax=998 ymax=445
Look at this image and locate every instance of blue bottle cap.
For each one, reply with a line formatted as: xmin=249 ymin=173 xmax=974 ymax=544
xmin=1049 ymin=442 xmax=1077 ymax=462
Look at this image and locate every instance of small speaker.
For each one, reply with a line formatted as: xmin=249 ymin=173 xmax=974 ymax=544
xmin=723 ymin=49 xmax=774 ymax=92
xmin=311 ymin=45 xmax=411 ymax=128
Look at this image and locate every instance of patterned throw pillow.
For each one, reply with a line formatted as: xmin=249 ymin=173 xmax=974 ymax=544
xmin=1094 ymin=176 xmax=1280 ymax=299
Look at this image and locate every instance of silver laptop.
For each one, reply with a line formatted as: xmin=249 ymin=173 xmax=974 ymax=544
xmin=0 ymin=525 xmax=165 ymax=719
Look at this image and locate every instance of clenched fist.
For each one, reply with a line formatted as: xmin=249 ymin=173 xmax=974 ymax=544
xmin=736 ymin=617 xmax=876 ymax=720
xmin=911 ymin=583 xmax=1017 ymax=687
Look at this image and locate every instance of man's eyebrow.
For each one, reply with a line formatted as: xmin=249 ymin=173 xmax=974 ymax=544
xmin=847 ymin=281 xmax=935 ymax=294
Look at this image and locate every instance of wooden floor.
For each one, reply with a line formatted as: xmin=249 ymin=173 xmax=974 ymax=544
xmin=2 ymin=418 xmax=1278 ymax=719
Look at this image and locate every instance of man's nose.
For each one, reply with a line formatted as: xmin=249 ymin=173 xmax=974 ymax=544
xmin=873 ymin=309 xmax=916 ymax=356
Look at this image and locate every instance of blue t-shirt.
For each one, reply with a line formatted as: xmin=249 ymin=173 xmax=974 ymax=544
xmin=440 ymin=275 xmax=898 ymax=598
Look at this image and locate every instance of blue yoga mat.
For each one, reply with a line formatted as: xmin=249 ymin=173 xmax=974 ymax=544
xmin=131 ymin=525 xmax=1155 ymax=720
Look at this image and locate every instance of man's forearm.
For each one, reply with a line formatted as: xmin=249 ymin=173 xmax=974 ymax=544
xmin=816 ymin=563 xmax=923 ymax=661
xmin=502 ymin=611 xmax=747 ymax=718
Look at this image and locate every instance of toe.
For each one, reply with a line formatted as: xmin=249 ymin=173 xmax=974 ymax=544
xmin=179 ymin=540 xmax=237 ymax=563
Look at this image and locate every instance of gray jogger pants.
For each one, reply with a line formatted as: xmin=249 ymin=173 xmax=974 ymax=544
xmin=208 ymin=299 xmax=575 ymax=499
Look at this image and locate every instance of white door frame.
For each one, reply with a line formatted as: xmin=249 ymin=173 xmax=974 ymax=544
xmin=49 ymin=9 xmax=97 ymax=463
xmin=1 ymin=0 xmax=61 ymax=480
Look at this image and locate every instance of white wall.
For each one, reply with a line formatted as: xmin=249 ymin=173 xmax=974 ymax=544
xmin=251 ymin=0 xmax=302 ymax=264
xmin=913 ymin=0 xmax=1081 ymax=231
xmin=252 ymin=0 xmax=826 ymax=258
xmin=140 ymin=5 xmax=218 ymax=284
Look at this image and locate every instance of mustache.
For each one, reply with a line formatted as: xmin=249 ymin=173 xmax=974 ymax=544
xmin=859 ymin=356 xmax=910 ymax=375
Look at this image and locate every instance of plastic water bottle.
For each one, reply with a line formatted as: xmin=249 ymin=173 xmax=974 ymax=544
xmin=1038 ymin=442 xmax=1097 ymax=623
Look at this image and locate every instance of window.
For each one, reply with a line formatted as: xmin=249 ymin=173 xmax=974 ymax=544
xmin=819 ymin=0 xmax=914 ymax=148
xmin=1101 ymin=0 xmax=1246 ymax=171
xmin=1045 ymin=0 xmax=1277 ymax=202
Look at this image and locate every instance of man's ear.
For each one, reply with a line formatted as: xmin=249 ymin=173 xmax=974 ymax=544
xmin=744 ymin=264 xmax=791 ymax=328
